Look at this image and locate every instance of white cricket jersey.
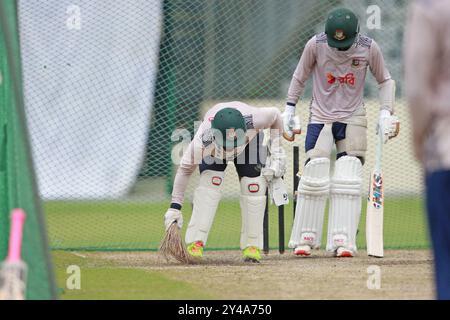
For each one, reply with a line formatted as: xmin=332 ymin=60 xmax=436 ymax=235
xmin=171 ymin=101 xmax=283 ymax=205
xmin=287 ymin=32 xmax=392 ymax=123
xmin=405 ymin=0 xmax=450 ymax=171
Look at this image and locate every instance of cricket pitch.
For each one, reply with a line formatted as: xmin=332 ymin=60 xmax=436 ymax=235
xmin=54 ymin=249 xmax=434 ymax=300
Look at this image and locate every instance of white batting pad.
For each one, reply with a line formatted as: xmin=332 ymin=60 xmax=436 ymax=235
xmin=326 ymin=156 xmax=363 ymax=252
xmin=240 ymin=176 xmax=267 ymax=249
xmin=289 ymin=158 xmax=330 ymax=249
xmin=185 ymin=170 xmax=224 ymax=245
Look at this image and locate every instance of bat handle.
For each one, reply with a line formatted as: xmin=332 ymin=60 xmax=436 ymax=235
xmin=7 ymin=209 xmax=27 ymax=263
xmin=375 ymin=130 xmax=384 ymax=172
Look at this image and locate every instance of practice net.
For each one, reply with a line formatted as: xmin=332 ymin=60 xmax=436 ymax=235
xmin=17 ymin=0 xmax=427 ymax=251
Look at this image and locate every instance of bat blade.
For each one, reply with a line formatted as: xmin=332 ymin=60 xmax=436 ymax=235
xmin=366 ymin=169 xmax=384 ymax=258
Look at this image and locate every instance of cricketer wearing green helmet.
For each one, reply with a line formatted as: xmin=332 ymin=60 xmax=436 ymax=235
xmin=211 ymin=107 xmax=247 ymax=149
xmin=164 ymin=101 xmax=287 ymax=263
xmin=325 ymin=7 xmax=360 ymax=50
xmin=282 ymin=6 xmax=400 ymax=258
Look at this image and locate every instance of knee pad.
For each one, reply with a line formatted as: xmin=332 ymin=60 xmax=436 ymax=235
xmin=327 ymin=156 xmax=363 ymax=252
xmin=239 ymin=175 xmax=267 ymax=250
xmin=289 ymin=157 xmax=330 ymax=249
xmin=185 ymin=170 xmax=224 ymax=245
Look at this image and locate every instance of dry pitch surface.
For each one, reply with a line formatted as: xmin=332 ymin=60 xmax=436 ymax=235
xmin=82 ymin=249 xmax=434 ymax=300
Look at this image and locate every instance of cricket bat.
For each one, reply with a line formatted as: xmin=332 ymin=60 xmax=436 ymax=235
xmin=366 ymin=129 xmax=384 ymax=258
xmin=0 ymin=209 xmax=27 ymax=300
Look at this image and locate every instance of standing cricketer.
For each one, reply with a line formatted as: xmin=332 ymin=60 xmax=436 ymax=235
xmin=164 ymin=102 xmax=286 ymax=262
xmin=405 ymin=0 xmax=450 ymax=300
xmin=283 ymin=8 xmax=400 ymax=257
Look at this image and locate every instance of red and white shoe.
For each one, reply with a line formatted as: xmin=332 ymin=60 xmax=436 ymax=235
xmin=335 ymin=247 xmax=354 ymax=258
xmin=294 ymin=245 xmax=311 ymax=256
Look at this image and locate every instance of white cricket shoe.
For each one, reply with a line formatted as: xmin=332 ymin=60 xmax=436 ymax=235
xmin=335 ymin=247 xmax=354 ymax=258
xmin=294 ymin=245 xmax=311 ymax=256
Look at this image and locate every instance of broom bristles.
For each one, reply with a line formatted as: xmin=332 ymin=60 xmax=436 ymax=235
xmin=159 ymin=223 xmax=194 ymax=264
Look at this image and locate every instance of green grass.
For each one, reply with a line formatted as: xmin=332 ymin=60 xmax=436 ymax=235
xmin=44 ymin=197 xmax=429 ymax=251
xmin=53 ymin=251 xmax=212 ymax=299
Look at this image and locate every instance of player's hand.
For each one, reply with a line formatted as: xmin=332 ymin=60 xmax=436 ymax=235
xmin=282 ymin=104 xmax=301 ymax=141
xmin=164 ymin=208 xmax=183 ymax=231
xmin=377 ymin=110 xmax=400 ymax=144
xmin=262 ymin=152 xmax=286 ymax=182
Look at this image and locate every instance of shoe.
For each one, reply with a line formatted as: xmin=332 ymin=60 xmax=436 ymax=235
xmin=294 ymin=245 xmax=311 ymax=256
xmin=335 ymin=247 xmax=354 ymax=257
xmin=187 ymin=241 xmax=204 ymax=258
xmin=243 ymin=246 xmax=261 ymax=263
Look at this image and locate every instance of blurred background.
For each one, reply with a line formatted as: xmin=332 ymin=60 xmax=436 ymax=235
xmin=16 ymin=0 xmax=426 ymax=251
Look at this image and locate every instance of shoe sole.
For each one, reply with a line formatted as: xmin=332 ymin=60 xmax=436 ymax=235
xmin=244 ymin=257 xmax=261 ymax=263
xmin=294 ymin=250 xmax=311 ymax=256
xmin=336 ymin=251 xmax=354 ymax=258
xmin=187 ymin=251 xmax=203 ymax=259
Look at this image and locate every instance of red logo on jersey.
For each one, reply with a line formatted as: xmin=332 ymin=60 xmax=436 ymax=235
xmin=326 ymin=72 xmax=355 ymax=86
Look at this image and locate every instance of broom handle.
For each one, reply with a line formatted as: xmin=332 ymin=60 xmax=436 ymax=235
xmin=7 ymin=209 xmax=26 ymax=263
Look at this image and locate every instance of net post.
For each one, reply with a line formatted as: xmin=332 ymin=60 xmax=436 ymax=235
xmin=293 ymin=146 xmax=299 ymax=220
xmin=263 ymin=189 xmax=269 ymax=254
xmin=278 ymin=203 xmax=285 ymax=254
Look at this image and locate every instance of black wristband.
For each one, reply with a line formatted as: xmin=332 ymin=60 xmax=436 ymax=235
xmin=286 ymin=102 xmax=296 ymax=107
xmin=170 ymin=203 xmax=182 ymax=210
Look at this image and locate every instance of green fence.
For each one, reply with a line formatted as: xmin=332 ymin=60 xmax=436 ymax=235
xmin=0 ymin=0 xmax=56 ymax=299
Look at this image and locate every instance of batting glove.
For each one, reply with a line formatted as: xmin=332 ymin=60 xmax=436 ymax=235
xmin=282 ymin=104 xmax=301 ymax=141
xmin=164 ymin=208 xmax=183 ymax=231
xmin=262 ymin=152 xmax=287 ymax=182
xmin=377 ymin=110 xmax=400 ymax=144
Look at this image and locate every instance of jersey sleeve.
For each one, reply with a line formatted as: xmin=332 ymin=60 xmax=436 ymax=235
xmin=254 ymin=107 xmax=284 ymax=154
xmin=404 ymin=1 xmax=437 ymax=149
xmin=170 ymin=121 xmax=206 ymax=206
xmin=254 ymin=107 xmax=283 ymax=130
xmin=268 ymin=109 xmax=284 ymax=154
xmin=286 ymin=36 xmax=317 ymax=106
xmin=368 ymin=40 xmax=391 ymax=84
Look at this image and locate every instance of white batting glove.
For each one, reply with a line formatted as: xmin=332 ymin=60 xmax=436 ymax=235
xmin=262 ymin=152 xmax=287 ymax=182
xmin=282 ymin=104 xmax=301 ymax=141
xmin=164 ymin=208 xmax=183 ymax=231
xmin=377 ymin=110 xmax=400 ymax=144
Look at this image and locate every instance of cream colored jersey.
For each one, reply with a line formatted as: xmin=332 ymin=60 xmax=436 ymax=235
xmin=287 ymin=33 xmax=392 ymax=123
xmin=405 ymin=0 xmax=450 ymax=171
xmin=171 ymin=101 xmax=283 ymax=205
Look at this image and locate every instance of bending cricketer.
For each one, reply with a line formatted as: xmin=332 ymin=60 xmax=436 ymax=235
xmin=283 ymin=8 xmax=400 ymax=257
xmin=164 ymin=102 xmax=286 ymax=262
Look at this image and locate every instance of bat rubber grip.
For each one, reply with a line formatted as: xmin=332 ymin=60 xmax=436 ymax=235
xmin=7 ymin=209 xmax=27 ymax=263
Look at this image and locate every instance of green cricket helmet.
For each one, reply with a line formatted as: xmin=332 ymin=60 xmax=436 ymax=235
xmin=211 ymin=108 xmax=247 ymax=149
xmin=325 ymin=8 xmax=359 ymax=50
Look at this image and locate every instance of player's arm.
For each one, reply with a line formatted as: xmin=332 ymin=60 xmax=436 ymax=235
xmin=369 ymin=40 xmax=400 ymax=143
xmin=164 ymin=123 xmax=205 ymax=230
xmin=404 ymin=2 xmax=436 ymax=162
xmin=257 ymin=108 xmax=286 ymax=179
xmin=283 ymin=37 xmax=317 ymax=140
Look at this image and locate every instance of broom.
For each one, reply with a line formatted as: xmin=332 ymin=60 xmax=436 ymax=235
xmin=159 ymin=222 xmax=194 ymax=264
